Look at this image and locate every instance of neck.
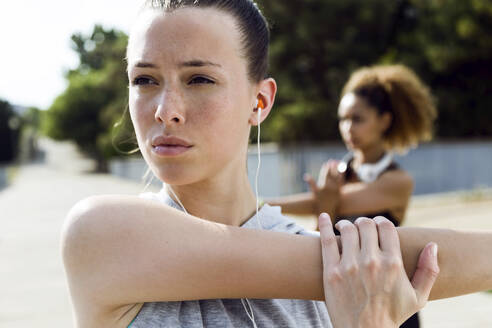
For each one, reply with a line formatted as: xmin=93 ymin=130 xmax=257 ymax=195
xmin=166 ymin=164 xmax=257 ymax=227
xmin=352 ymin=143 xmax=386 ymax=167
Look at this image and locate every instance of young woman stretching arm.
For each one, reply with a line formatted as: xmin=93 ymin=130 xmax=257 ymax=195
xmin=61 ymin=1 xmax=490 ymax=327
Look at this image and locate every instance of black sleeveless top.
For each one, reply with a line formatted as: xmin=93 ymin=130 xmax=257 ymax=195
xmin=335 ymin=158 xmax=401 ymax=226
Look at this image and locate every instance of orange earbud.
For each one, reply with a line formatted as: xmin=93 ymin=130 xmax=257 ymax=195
xmin=257 ymin=98 xmax=265 ymax=110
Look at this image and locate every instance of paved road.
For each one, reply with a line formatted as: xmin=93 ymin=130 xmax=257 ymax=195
xmin=0 ymin=139 xmax=158 ymax=327
xmin=1 ymin=138 xmax=491 ymax=327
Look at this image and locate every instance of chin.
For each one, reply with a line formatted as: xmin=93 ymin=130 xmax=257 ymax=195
xmin=153 ymin=168 xmax=188 ymax=186
xmin=344 ymin=140 xmax=356 ymax=149
xmin=151 ymin=164 xmax=204 ymax=187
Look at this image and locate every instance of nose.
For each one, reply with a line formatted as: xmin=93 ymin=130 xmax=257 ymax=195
xmin=347 ymin=121 xmax=355 ymax=134
xmin=154 ymin=89 xmax=185 ymax=125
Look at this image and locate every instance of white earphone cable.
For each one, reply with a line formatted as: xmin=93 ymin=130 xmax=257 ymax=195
xmin=241 ymin=298 xmax=258 ymax=328
xmin=166 ymin=102 xmax=263 ymax=328
xmin=240 ymin=103 xmax=262 ymax=328
xmin=167 ymin=184 xmax=188 ymax=215
xmin=254 ymin=106 xmax=262 ymax=230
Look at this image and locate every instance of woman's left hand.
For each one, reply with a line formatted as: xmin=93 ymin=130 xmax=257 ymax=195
xmin=318 ymin=213 xmax=440 ymax=328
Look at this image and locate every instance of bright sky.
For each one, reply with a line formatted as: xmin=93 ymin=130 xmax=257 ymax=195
xmin=0 ymin=0 xmax=142 ymax=109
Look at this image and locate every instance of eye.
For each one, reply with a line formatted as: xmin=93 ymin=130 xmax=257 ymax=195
xmin=132 ymin=76 xmax=157 ymax=86
xmin=352 ymin=115 xmax=364 ymax=123
xmin=188 ymin=76 xmax=215 ymax=85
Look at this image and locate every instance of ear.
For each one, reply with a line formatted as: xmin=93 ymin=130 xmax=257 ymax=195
xmin=380 ymin=111 xmax=393 ymax=134
xmin=248 ymin=77 xmax=277 ymax=126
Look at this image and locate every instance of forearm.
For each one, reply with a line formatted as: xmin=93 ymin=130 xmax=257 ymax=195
xmin=266 ymin=193 xmax=318 ymax=216
xmin=398 ymin=227 xmax=492 ymax=300
xmin=316 ymin=190 xmax=339 ymax=221
xmin=222 ymin=226 xmax=492 ymax=301
xmin=240 ymin=226 xmax=492 ymax=301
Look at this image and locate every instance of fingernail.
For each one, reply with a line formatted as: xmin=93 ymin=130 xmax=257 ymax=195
xmin=319 ymin=212 xmax=330 ymax=221
xmin=431 ymin=243 xmax=438 ymax=257
xmin=335 ymin=220 xmax=350 ymax=230
xmin=354 ymin=217 xmax=369 ymax=225
xmin=374 ymin=216 xmax=385 ymax=224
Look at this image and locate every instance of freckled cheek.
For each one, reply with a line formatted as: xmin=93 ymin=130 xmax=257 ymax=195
xmin=195 ymin=101 xmax=229 ymax=136
xmin=129 ymin=95 xmax=155 ymax=143
xmin=191 ymin=99 xmax=244 ymax=151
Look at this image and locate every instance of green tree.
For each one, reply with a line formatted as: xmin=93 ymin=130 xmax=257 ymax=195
xmin=259 ymin=0 xmax=408 ymax=143
xmin=258 ymin=0 xmax=492 ymax=143
xmin=43 ymin=26 xmax=130 ymax=172
xmin=392 ymin=0 xmax=492 ymax=137
xmin=44 ymin=2 xmax=492 ymax=157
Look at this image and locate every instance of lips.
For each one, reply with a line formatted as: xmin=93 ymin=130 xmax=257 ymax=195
xmin=152 ymin=136 xmax=192 ymax=148
xmin=151 ymin=136 xmax=193 ymax=157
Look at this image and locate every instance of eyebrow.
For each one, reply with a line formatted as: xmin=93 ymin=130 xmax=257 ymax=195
xmin=134 ymin=62 xmax=157 ymax=68
xmin=132 ymin=60 xmax=222 ymax=69
xmin=179 ymin=60 xmax=222 ymax=68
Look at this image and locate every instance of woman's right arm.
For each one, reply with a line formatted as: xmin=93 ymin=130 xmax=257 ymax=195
xmin=62 ymin=195 xmax=492 ymax=314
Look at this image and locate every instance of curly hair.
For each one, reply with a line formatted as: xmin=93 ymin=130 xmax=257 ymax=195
xmin=342 ymin=65 xmax=437 ymax=152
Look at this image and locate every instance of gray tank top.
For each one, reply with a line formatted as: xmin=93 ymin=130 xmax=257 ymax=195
xmin=129 ymin=189 xmax=333 ymax=328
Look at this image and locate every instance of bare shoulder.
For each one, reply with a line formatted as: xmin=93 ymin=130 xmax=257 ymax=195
xmin=61 ymin=194 xmax=169 ymax=327
xmin=377 ymin=169 xmax=414 ymax=196
xmin=62 ymin=194 xmax=153 ymax=233
xmin=62 ymin=195 xmax=155 ymax=262
xmin=61 ymin=194 xmax=171 ymax=288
